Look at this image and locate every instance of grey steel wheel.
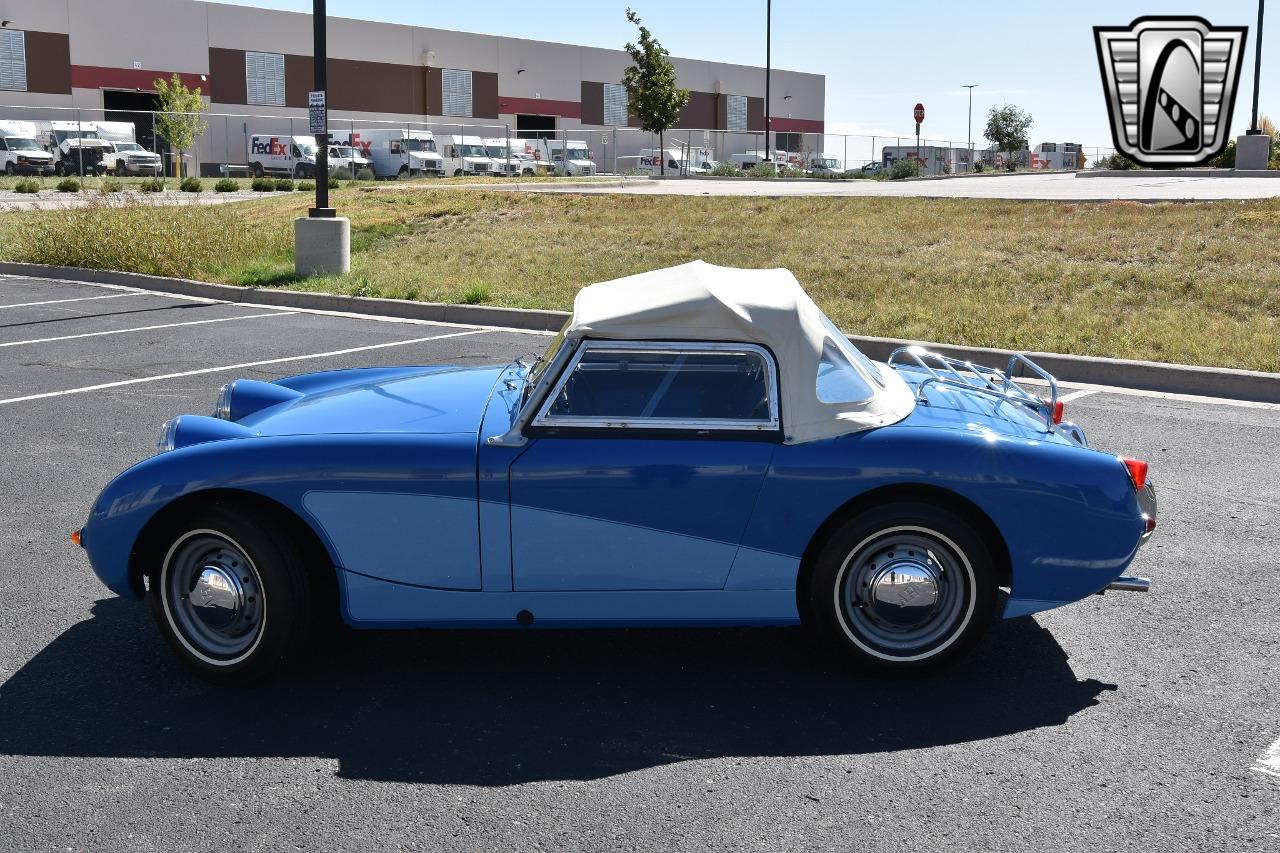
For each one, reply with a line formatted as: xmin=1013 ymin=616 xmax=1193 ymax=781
xmin=161 ymin=530 xmax=265 ymax=665
xmin=833 ymin=525 xmax=977 ymax=662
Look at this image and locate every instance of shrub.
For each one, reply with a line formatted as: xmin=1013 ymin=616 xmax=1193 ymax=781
xmin=889 ymin=159 xmax=920 ymax=180
xmin=99 ymin=178 xmax=124 ymax=194
xmin=251 ymin=177 xmax=276 ymax=192
xmin=13 ymin=178 xmax=40 ymax=194
xmin=355 ymin=167 xmax=376 ymax=181
xmin=7 ymin=195 xmax=291 ymax=279
xmin=1003 ymin=158 xmax=1019 ymax=172
xmin=972 ymin=161 xmax=986 ymax=173
xmin=707 ymin=161 xmax=739 ymax=177
xmin=459 ymin=284 xmax=491 ymax=305
xmin=297 ymin=181 xmax=315 ymax=191
xmin=328 ymin=176 xmax=340 ymax=189
xmin=214 ymin=178 xmax=239 ymax=193
xmin=746 ymin=162 xmax=776 ymax=178
xmin=56 ymin=178 xmax=82 ymax=193
xmin=138 ymin=178 xmax=165 ymax=192
xmin=180 ymin=177 xmax=203 ymax=193
xmin=273 ymin=178 xmax=294 ymax=192
xmin=1099 ymin=152 xmax=1141 ymax=170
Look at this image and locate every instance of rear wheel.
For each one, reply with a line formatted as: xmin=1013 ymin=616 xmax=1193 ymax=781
xmin=4 ymin=162 xmax=13 ymax=175
xmin=148 ymin=505 xmax=317 ymax=684
xmin=250 ymin=162 xmax=264 ymax=178
xmin=807 ymin=502 xmax=996 ymax=673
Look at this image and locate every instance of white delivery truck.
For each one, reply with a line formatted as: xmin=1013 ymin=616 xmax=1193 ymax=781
xmin=637 ymin=147 xmax=712 ymax=175
xmin=347 ymin=129 xmax=444 ymax=179
xmin=728 ymin=149 xmax=787 ymax=171
xmin=44 ymin=121 xmax=115 ymax=176
xmin=0 ymin=120 xmax=55 ymax=176
xmin=324 ymin=138 xmax=372 ymax=178
xmin=438 ymin=135 xmax=496 ymax=176
xmin=96 ymin=121 xmax=162 ymax=177
xmin=803 ymin=152 xmax=844 ymax=176
xmin=249 ymin=134 xmax=318 ymax=178
xmin=483 ymin=138 xmax=524 ymax=176
xmin=531 ymin=138 xmax=596 ymax=176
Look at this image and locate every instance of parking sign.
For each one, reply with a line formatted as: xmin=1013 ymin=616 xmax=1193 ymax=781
xmin=308 ymin=91 xmax=326 ymax=134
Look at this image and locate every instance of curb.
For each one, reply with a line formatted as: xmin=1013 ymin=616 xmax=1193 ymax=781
xmin=2 ymin=261 xmax=1277 ymax=403
xmin=1077 ymin=169 xmax=1280 ymax=179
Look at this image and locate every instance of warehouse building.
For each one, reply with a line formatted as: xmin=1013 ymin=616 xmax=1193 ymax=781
xmin=0 ymin=0 xmax=824 ymax=172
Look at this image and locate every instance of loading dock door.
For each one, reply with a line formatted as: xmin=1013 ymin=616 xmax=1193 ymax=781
xmin=103 ymin=89 xmax=162 ymax=153
xmin=515 ymin=114 xmax=556 ymax=139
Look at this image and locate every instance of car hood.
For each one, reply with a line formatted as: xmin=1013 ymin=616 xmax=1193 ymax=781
xmin=238 ymin=364 xmax=507 ymax=437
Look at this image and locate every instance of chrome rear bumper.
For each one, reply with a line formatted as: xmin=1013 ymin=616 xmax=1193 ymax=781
xmin=1107 ymin=576 xmax=1151 ymax=592
xmin=1138 ymin=481 xmax=1158 ymax=543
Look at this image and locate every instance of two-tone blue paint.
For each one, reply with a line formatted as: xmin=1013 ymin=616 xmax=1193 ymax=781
xmin=80 ymin=359 xmax=1148 ymax=629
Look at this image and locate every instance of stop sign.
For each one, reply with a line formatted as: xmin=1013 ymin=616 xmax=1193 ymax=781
xmin=914 ymin=103 xmax=925 ymax=123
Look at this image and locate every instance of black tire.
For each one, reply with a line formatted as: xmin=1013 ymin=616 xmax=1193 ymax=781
xmin=115 ymin=162 xmax=127 ymax=177
xmin=294 ymin=163 xmax=305 ymax=179
xmin=147 ymin=504 xmax=317 ymax=685
xmin=4 ymin=162 xmax=13 ymax=175
xmin=251 ymin=162 xmax=264 ymax=178
xmin=398 ymin=166 xmax=410 ymax=180
xmin=806 ymin=502 xmax=996 ymax=673
xmin=453 ymin=168 xmax=463 ymax=177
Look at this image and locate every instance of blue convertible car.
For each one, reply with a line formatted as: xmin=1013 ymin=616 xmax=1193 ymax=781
xmin=77 ymin=262 xmax=1156 ymax=682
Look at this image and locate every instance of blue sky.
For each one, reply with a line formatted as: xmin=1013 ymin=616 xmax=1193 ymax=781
xmin=217 ymin=1 xmax=1275 ymax=147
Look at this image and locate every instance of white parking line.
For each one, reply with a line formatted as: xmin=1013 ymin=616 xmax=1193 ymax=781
xmin=1255 ymin=736 xmax=1280 ymax=778
xmin=0 ymin=329 xmax=488 ymax=407
xmin=0 ymin=311 xmax=293 ymax=348
xmin=0 ymin=293 xmax=142 ymax=309
xmin=1059 ymin=389 xmax=1101 ymax=403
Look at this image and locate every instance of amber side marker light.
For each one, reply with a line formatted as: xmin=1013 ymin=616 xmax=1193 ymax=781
xmin=70 ymin=529 xmax=83 ymax=548
xmin=1121 ymin=457 xmax=1149 ymax=490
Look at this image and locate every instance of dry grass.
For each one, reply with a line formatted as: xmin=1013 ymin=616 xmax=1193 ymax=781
xmin=1 ymin=187 xmax=1278 ymax=371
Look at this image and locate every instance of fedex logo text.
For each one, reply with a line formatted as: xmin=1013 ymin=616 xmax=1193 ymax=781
xmin=251 ymin=137 xmax=289 ymax=156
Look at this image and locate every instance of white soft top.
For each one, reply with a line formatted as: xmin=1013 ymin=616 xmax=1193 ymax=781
xmin=566 ymin=261 xmax=915 ymax=443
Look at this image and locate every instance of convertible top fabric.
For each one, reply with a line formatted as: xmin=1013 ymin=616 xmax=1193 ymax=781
xmin=566 ymin=261 xmax=915 ymax=443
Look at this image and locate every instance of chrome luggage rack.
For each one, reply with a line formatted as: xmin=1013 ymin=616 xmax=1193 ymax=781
xmin=887 ymin=345 xmax=1081 ymax=440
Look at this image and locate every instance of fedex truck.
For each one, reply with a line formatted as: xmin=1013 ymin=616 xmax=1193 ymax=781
xmin=249 ymin=134 xmax=317 ymax=177
xmin=346 ymin=129 xmax=444 ymax=179
xmin=636 ymin=147 xmax=713 ymax=175
xmin=438 ymin=135 xmax=496 ymax=176
xmin=0 ymin=120 xmax=55 ymax=176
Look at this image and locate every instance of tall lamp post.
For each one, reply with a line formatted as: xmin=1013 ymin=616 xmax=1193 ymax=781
xmin=1237 ymin=0 xmax=1270 ymax=169
xmin=763 ymin=0 xmax=772 ymax=162
xmin=963 ymin=84 xmax=978 ymax=171
xmin=295 ymin=0 xmax=350 ymax=276
xmin=1249 ymin=0 xmax=1266 ymax=133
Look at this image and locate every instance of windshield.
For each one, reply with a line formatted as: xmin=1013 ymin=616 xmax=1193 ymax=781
xmin=330 ymin=146 xmax=354 ymax=158
xmin=298 ymin=144 xmax=316 ymax=157
xmin=403 ymin=138 xmax=437 ymax=153
xmin=457 ymin=144 xmax=488 ymax=157
xmin=822 ymin=158 xmax=839 ymax=168
xmin=6 ymin=138 xmax=41 ymax=150
xmin=116 ymin=143 xmax=144 ymax=152
xmin=523 ymin=324 xmax=570 ymax=401
xmin=486 ymin=146 xmax=510 ymax=158
xmin=54 ymin=130 xmax=101 ymax=143
xmin=566 ymin=147 xmax=590 ymax=161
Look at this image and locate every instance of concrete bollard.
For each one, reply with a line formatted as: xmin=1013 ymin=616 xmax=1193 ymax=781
xmin=294 ymin=216 xmax=351 ymax=278
xmin=1235 ymin=134 xmax=1273 ymax=171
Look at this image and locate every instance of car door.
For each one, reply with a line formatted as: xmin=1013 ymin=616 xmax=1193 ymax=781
xmin=509 ymin=341 xmax=780 ymax=592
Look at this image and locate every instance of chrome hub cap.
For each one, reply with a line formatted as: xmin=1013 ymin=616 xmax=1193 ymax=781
xmin=164 ymin=533 xmax=263 ymax=661
xmin=839 ymin=531 xmax=968 ymax=653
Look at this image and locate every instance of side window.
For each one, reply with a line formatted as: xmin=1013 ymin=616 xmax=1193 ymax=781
xmin=291 ymin=145 xmax=301 ymax=158
xmin=536 ymin=343 xmax=778 ymax=430
xmin=816 ymin=339 xmax=875 ymax=404
xmin=0 ymin=140 xmax=7 ymax=151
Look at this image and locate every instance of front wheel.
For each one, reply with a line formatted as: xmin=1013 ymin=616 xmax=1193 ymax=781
xmin=807 ymin=502 xmax=996 ymax=673
xmin=148 ymin=505 xmax=317 ymax=684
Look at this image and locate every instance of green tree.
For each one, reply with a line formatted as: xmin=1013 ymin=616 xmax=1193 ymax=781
xmin=622 ymin=8 xmax=690 ymax=175
xmin=983 ymin=104 xmax=1033 ymax=168
xmin=153 ymin=73 xmax=208 ymax=178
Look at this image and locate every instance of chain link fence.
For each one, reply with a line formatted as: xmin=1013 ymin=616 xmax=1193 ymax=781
xmin=0 ymin=103 xmax=1118 ymax=179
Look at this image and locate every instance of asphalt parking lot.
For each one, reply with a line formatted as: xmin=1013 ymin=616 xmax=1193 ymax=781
xmin=0 ymin=273 xmax=1276 ymax=852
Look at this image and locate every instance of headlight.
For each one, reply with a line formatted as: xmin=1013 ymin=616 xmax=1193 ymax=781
xmin=156 ymin=417 xmax=180 ymax=454
xmin=213 ymin=382 xmax=234 ymax=420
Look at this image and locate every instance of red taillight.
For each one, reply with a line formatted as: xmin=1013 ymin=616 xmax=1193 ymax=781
xmin=1121 ymin=457 xmax=1148 ymax=490
xmin=1051 ymin=399 xmax=1064 ymax=425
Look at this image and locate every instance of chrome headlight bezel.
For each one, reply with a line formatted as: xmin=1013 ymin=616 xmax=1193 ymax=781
xmin=156 ymin=417 xmax=181 ymax=454
xmin=213 ymin=382 xmax=234 ymax=420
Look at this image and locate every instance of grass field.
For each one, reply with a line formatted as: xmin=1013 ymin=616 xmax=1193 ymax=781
xmin=2 ymin=187 xmax=1278 ymax=371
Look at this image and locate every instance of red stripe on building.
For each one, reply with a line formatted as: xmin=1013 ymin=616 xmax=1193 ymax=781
xmin=70 ymin=65 xmax=207 ymax=93
xmin=770 ymin=117 xmax=824 ymax=134
xmin=498 ymin=96 xmax=581 ymax=119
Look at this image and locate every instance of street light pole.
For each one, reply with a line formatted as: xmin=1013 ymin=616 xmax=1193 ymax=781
xmin=964 ymin=84 xmax=978 ymax=170
xmin=1249 ymin=0 xmax=1266 ymax=133
xmin=763 ymin=0 xmax=771 ymax=162
xmin=311 ymin=0 xmax=331 ymax=215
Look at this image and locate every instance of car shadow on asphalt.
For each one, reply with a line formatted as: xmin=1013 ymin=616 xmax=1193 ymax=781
xmin=0 ymin=597 xmax=1115 ymax=785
